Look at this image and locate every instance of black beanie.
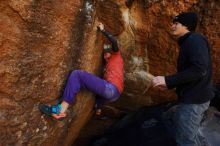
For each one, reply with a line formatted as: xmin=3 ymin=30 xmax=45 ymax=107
xmin=173 ymin=12 xmax=198 ymax=31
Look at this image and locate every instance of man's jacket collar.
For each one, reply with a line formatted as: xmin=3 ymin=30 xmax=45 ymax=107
xmin=177 ymin=32 xmax=192 ymax=45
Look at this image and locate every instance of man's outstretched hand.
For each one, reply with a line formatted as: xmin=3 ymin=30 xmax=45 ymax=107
xmin=152 ymin=76 xmax=168 ymax=90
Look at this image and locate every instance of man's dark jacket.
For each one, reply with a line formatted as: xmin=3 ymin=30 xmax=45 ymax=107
xmin=165 ymin=32 xmax=215 ymax=104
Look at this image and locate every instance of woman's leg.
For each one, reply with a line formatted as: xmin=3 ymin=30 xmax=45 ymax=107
xmin=62 ymin=70 xmax=120 ymax=110
xmin=39 ymin=70 xmax=120 ymax=119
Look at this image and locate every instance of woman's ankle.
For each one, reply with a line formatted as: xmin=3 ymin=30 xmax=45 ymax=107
xmin=60 ymin=101 xmax=69 ymax=113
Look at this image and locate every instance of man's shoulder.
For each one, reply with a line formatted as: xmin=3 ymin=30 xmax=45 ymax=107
xmin=187 ymin=32 xmax=207 ymax=44
xmin=188 ymin=32 xmax=206 ymax=40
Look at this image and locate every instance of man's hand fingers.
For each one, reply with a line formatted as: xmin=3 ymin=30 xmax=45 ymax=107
xmin=153 ymin=82 xmax=162 ymax=87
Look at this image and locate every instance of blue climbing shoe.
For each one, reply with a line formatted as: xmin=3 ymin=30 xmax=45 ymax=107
xmin=39 ymin=104 xmax=66 ymax=121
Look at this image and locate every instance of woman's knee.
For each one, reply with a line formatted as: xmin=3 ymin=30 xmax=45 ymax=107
xmin=71 ymin=69 xmax=82 ymax=74
xmin=68 ymin=70 xmax=81 ymax=81
xmin=70 ymin=70 xmax=83 ymax=77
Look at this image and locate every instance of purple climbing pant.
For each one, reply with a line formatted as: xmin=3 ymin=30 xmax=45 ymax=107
xmin=62 ymin=70 xmax=120 ymax=107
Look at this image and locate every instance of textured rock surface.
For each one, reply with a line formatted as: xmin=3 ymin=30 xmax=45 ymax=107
xmin=0 ymin=0 xmax=219 ymax=146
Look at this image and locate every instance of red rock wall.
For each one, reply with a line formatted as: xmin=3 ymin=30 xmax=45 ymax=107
xmin=0 ymin=0 xmax=102 ymax=146
xmin=0 ymin=0 xmax=219 ymax=146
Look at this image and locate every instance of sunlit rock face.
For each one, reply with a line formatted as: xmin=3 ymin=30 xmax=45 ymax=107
xmin=0 ymin=0 xmax=219 ymax=145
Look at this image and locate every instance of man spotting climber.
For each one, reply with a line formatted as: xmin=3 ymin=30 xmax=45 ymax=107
xmin=152 ymin=12 xmax=214 ymax=146
xmin=39 ymin=23 xmax=124 ymax=120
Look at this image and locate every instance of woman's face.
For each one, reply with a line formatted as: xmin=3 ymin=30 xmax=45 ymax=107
xmin=104 ymin=52 xmax=111 ymax=60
